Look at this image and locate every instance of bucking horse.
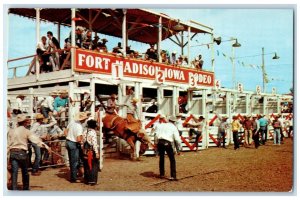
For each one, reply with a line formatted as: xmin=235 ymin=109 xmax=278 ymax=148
xmin=102 ymin=113 xmax=154 ymax=160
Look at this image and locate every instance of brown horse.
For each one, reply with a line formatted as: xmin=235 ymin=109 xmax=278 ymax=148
xmin=102 ymin=113 xmax=153 ymax=159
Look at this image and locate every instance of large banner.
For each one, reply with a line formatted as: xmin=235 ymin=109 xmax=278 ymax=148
xmin=75 ymin=49 xmax=214 ymax=87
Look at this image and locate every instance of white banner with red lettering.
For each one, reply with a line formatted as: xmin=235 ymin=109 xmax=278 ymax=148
xmin=75 ymin=49 xmax=215 ymax=87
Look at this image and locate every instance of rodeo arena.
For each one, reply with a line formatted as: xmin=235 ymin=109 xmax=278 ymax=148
xmin=6 ymin=8 xmax=294 ymax=192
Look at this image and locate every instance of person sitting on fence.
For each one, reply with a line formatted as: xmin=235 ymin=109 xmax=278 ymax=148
xmin=40 ymin=91 xmax=58 ymax=118
xmin=12 ymin=95 xmax=26 ymax=115
xmin=47 ymin=31 xmax=61 ymax=71
xmin=186 ymin=116 xmax=205 ymax=152
xmin=145 ymin=44 xmax=158 ymax=61
xmin=243 ymin=115 xmax=253 ymax=147
xmin=53 ymin=90 xmax=69 ymax=128
xmin=217 ymin=116 xmax=229 ymax=148
xmin=36 ymin=36 xmax=51 ymax=73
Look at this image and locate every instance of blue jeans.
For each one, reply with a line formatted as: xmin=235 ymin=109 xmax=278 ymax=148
xmin=274 ymin=128 xmax=281 ymax=144
xmin=158 ymin=139 xmax=176 ymax=179
xmin=41 ymin=106 xmax=51 ymax=118
xmin=66 ymin=140 xmax=81 ymax=182
xmin=10 ymin=150 xmax=29 ymax=190
xmin=189 ymin=129 xmax=201 ymax=150
xmin=30 ymin=143 xmax=41 ymax=172
xmin=259 ymin=126 xmax=267 ymax=144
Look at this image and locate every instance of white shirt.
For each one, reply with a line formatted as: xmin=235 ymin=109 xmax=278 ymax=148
xmin=41 ymin=96 xmax=54 ymax=111
xmin=13 ymin=97 xmax=24 ymax=111
xmin=155 ymin=122 xmax=182 ymax=146
xmin=175 ymin=119 xmax=184 ymax=131
xmin=37 ymin=41 xmax=48 ymax=51
xmin=66 ymin=121 xmax=83 ymax=142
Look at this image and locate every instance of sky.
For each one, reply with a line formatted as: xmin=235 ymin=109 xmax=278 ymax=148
xmin=6 ymin=7 xmax=294 ymax=95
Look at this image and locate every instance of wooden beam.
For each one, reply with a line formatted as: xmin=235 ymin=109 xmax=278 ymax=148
xmin=91 ymin=9 xmax=102 ymax=25
xmin=168 ymin=37 xmax=180 ymax=46
xmin=76 ymin=12 xmax=89 ymax=25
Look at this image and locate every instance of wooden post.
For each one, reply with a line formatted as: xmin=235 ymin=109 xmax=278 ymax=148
xmin=157 ymin=86 xmax=163 ymax=114
xmin=118 ymin=83 xmax=124 ymax=117
xmin=122 ymin=9 xmax=127 ymax=57
xmin=71 ymin=8 xmax=76 ymax=75
xmin=68 ymin=82 xmax=75 ymax=123
xmin=99 ymin=110 xmax=104 ymax=170
xmin=277 ymin=95 xmax=281 ymax=114
xmin=172 ymin=86 xmax=179 ymax=116
xmin=35 ymin=8 xmax=40 ymax=80
xmin=263 ymin=95 xmax=267 ymax=115
xmin=158 ymin=16 xmax=162 ymax=63
xmin=187 ymin=90 xmax=192 ymax=113
xmin=187 ymin=25 xmax=191 ymax=66
xmin=29 ymin=88 xmax=34 ymax=121
xmin=90 ymin=78 xmax=95 ymax=118
xmin=246 ymin=93 xmax=250 ymax=115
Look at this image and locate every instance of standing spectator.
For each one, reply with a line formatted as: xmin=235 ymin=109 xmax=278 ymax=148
xmin=145 ymin=44 xmax=158 ymax=61
xmin=12 ymin=95 xmax=26 ymax=115
xmin=91 ymin=36 xmax=100 ymax=50
xmin=155 ymin=115 xmax=181 ymax=181
xmin=286 ymin=115 xmax=293 ymax=138
xmin=168 ymin=116 xmax=183 ymax=154
xmin=65 ymin=112 xmax=88 ymax=183
xmin=36 ymin=36 xmax=51 ymax=73
xmin=218 ymin=116 xmax=229 ymax=148
xmin=54 ymin=90 xmax=68 ymax=128
xmin=252 ymin=115 xmax=260 ymax=149
xmin=272 ymin=116 xmax=281 ymax=145
xmin=231 ymin=116 xmax=242 ymax=150
xmin=243 ymin=115 xmax=253 ymax=147
xmin=170 ymin=51 xmax=177 ymax=65
xmin=82 ymin=30 xmax=92 ymax=50
xmin=259 ymin=115 xmax=269 ymax=145
xmin=7 ymin=114 xmax=49 ymax=190
xmin=41 ymin=91 xmax=58 ymax=118
xmin=82 ymin=120 xmax=100 ymax=185
xmin=187 ymin=116 xmax=205 ymax=152
xmin=277 ymin=114 xmax=285 ymax=142
xmin=112 ymin=42 xmax=123 ymax=54
xmin=47 ymin=31 xmax=61 ymax=70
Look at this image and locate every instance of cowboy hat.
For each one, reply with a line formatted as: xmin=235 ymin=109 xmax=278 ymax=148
xmin=131 ymin=98 xmax=138 ymax=103
xmin=101 ymin=38 xmax=108 ymax=42
xmin=74 ymin=112 xmax=88 ymax=121
xmin=17 ymin=114 xmax=30 ymax=123
xmin=59 ymin=89 xmax=68 ymax=94
xmin=169 ymin=116 xmax=177 ymax=122
xmin=16 ymin=94 xmax=26 ymax=98
xmin=35 ymin=113 xmax=45 ymax=120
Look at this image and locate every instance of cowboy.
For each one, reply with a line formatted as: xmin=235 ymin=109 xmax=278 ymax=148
xmin=7 ymin=114 xmax=50 ymax=190
xmin=243 ymin=115 xmax=253 ymax=147
xmin=41 ymin=90 xmax=58 ymax=118
xmin=125 ymin=98 xmax=142 ymax=134
xmin=175 ymin=113 xmax=184 ymax=136
xmin=65 ymin=112 xmax=88 ymax=183
xmin=218 ymin=116 xmax=229 ymax=148
xmin=106 ymin=94 xmax=118 ymax=114
xmin=232 ymin=116 xmax=242 ymax=150
xmin=155 ymin=115 xmax=181 ymax=181
xmin=186 ymin=116 xmax=205 ymax=151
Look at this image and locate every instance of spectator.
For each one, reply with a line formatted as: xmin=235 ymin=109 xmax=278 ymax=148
xmin=47 ymin=31 xmax=61 ymax=70
xmin=258 ymin=115 xmax=269 ymax=145
xmin=231 ymin=116 xmax=242 ymax=150
xmin=69 ymin=26 xmax=84 ymax=48
xmin=161 ymin=50 xmax=169 ymax=64
xmin=198 ymin=54 xmax=204 ymax=69
xmin=272 ymin=116 xmax=281 ymax=145
xmin=12 ymin=95 xmax=26 ymax=115
xmin=145 ymin=99 xmax=158 ymax=113
xmin=65 ymin=112 xmax=88 ymax=183
xmin=40 ymin=91 xmax=58 ymax=118
xmin=170 ymin=51 xmax=177 ymax=65
xmin=61 ymin=38 xmax=71 ymax=69
xmin=218 ymin=116 xmax=229 ymax=148
xmin=36 ymin=36 xmax=51 ymax=73
xmin=7 ymin=114 xmax=50 ymax=190
xmin=112 ymin=42 xmax=123 ymax=54
xmin=98 ymin=38 xmax=108 ymax=52
xmin=182 ymin=56 xmax=189 ymax=67
xmin=145 ymin=44 xmax=158 ymax=61
xmin=91 ymin=36 xmax=100 ymax=50
xmin=251 ymin=115 xmax=259 ymax=148
xmin=82 ymin=30 xmax=92 ymax=50
xmin=176 ymin=55 xmax=184 ymax=66
xmin=286 ymin=115 xmax=293 ymax=138
xmin=243 ymin=115 xmax=253 ymax=147
xmin=175 ymin=114 xmax=184 ymax=136
xmin=186 ymin=116 xmax=205 ymax=152
xmin=82 ymin=120 xmax=100 ymax=185
xmin=53 ymin=90 xmax=68 ymax=128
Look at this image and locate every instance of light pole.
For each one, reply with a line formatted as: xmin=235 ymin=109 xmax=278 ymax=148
xmin=231 ymin=39 xmax=241 ymax=89
xmin=261 ymin=47 xmax=280 ymax=93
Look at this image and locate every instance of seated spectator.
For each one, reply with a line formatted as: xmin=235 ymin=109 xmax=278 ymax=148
xmin=145 ymin=44 xmax=158 ymax=61
xmin=176 ymin=55 xmax=184 ymax=66
xmin=161 ymin=50 xmax=169 ymax=64
xmin=36 ymin=36 xmax=52 ymax=73
xmin=133 ymin=51 xmax=141 ymax=59
xmin=112 ymin=42 xmax=123 ymax=54
xmin=126 ymin=46 xmax=135 ymax=58
xmin=182 ymin=56 xmax=189 ymax=67
xmin=47 ymin=31 xmax=61 ymax=71
xmin=82 ymin=30 xmax=92 ymax=50
xmin=98 ymin=38 xmax=108 ymax=52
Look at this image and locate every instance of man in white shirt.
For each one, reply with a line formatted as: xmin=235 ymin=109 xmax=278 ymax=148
xmin=41 ymin=91 xmax=58 ymax=118
xmin=187 ymin=116 xmax=205 ymax=151
xmin=12 ymin=95 xmax=26 ymax=115
xmin=155 ymin=115 xmax=182 ymax=181
xmin=36 ymin=36 xmax=51 ymax=73
xmin=65 ymin=112 xmax=88 ymax=183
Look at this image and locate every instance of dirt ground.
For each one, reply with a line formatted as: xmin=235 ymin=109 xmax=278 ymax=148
xmin=9 ymin=138 xmax=294 ymax=193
